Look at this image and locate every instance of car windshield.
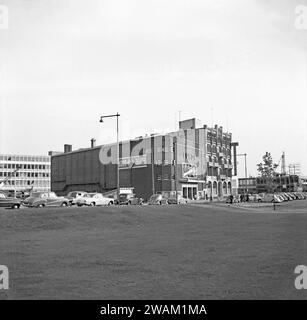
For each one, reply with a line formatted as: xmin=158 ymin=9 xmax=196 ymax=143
xmin=68 ymin=192 xmax=78 ymax=197
xmin=89 ymin=194 xmax=97 ymax=198
xmin=119 ymin=194 xmax=128 ymax=199
xmin=150 ymin=195 xmax=160 ymax=200
xmin=31 ymin=192 xmax=42 ymax=198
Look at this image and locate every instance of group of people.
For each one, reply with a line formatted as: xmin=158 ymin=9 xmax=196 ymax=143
xmin=228 ymin=193 xmax=250 ymax=204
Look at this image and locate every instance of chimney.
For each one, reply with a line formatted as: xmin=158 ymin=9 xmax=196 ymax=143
xmin=91 ymin=138 xmax=96 ymax=148
xmin=64 ymin=144 xmax=72 ymax=153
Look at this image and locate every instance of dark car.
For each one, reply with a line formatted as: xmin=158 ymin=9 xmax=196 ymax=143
xmin=23 ymin=192 xmax=70 ymax=208
xmin=66 ymin=191 xmax=87 ymax=206
xmin=167 ymin=195 xmax=189 ymax=205
xmin=118 ymin=193 xmax=143 ymax=205
xmin=148 ymin=194 xmax=168 ymax=205
xmin=0 ymin=192 xmax=22 ymax=209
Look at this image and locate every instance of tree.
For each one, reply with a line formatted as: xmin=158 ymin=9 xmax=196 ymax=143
xmin=257 ymin=152 xmax=278 ymax=193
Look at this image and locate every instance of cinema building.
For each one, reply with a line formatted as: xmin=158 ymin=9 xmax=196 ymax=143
xmin=51 ymin=119 xmax=238 ymax=201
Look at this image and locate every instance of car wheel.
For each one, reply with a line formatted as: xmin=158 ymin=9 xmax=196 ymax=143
xmin=90 ymin=202 xmax=96 ymax=207
xmin=12 ymin=204 xmax=20 ymax=209
xmin=38 ymin=204 xmax=45 ymax=208
xmin=258 ymin=199 xmax=262 ymax=202
xmin=61 ymin=202 xmax=68 ymax=207
xmin=108 ymin=201 xmax=113 ymax=206
xmin=127 ymin=201 xmax=131 ymax=206
xmin=159 ymin=201 xmax=162 ymax=205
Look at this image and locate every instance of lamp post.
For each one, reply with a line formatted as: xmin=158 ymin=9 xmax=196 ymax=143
xmin=237 ymin=153 xmax=248 ymax=194
xmin=100 ymin=113 xmax=120 ymax=202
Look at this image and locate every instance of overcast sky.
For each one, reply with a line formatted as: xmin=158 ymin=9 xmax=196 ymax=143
xmin=0 ymin=0 xmax=307 ymax=177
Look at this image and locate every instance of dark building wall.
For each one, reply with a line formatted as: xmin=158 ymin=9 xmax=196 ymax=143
xmin=51 ymin=147 xmax=118 ymax=195
xmin=51 ymin=120 xmax=234 ymax=199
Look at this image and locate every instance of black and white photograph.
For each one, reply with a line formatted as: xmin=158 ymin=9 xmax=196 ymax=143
xmin=0 ymin=0 xmax=307 ymax=311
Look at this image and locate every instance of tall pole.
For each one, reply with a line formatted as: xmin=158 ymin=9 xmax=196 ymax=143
xmin=237 ymin=153 xmax=247 ymax=195
xmin=116 ymin=114 xmax=120 ymax=203
xmin=100 ymin=113 xmax=120 ymax=202
xmin=173 ymin=137 xmax=178 ymax=201
xmin=244 ymin=153 xmax=247 ymax=194
xmin=151 ymin=139 xmax=155 ymax=195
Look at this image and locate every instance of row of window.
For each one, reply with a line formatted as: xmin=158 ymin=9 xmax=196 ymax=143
xmin=0 ymin=172 xmax=50 ymax=178
xmin=239 ymin=179 xmax=256 ymax=186
xmin=0 ymin=155 xmax=50 ymax=162
xmin=0 ymin=164 xmax=50 ymax=170
xmin=4 ymin=180 xmax=50 ymax=187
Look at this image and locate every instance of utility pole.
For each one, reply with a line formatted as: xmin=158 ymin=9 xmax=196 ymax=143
xmin=100 ymin=113 xmax=120 ymax=202
xmin=173 ymin=137 xmax=178 ymax=202
xmin=151 ymin=137 xmax=155 ymax=195
xmin=237 ymin=153 xmax=248 ymax=194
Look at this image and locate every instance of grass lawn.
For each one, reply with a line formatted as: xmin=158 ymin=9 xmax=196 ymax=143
xmin=0 ymin=201 xmax=307 ymax=300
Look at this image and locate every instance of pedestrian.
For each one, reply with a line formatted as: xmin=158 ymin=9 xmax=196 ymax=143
xmin=230 ymin=194 xmax=234 ymax=204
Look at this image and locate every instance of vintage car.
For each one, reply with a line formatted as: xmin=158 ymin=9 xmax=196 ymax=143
xmin=118 ymin=193 xmax=143 ymax=205
xmin=66 ymin=191 xmax=87 ymax=206
xmin=167 ymin=195 xmax=189 ymax=205
xmin=261 ymin=194 xmax=283 ymax=203
xmin=23 ymin=192 xmax=70 ymax=208
xmin=148 ymin=194 xmax=168 ymax=205
xmin=0 ymin=192 xmax=22 ymax=209
xmin=76 ymin=193 xmax=115 ymax=207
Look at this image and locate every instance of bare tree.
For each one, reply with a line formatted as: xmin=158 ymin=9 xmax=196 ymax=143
xmin=257 ymin=152 xmax=278 ymax=193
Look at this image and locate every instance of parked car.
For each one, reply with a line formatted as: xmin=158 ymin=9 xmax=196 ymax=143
xmin=66 ymin=191 xmax=87 ymax=206
xmin=261 ymin=194 xmax=282 ymax=203
xmin=76 ymin=193 xmax=115 ymax=206
xmin=148 ymin=194 xmax=168 ymax=205
xmin=118 ymin=193 xmax=143 ymax=205
xmin=167 ymin=195 xmax=189 ymax=205
xmin=285 ymin=193 xmax=294 ymax=200
xmin=225 ymin=195 xmax=240 ymax=204
xmin=275 ymin=195 xmax=284 ymax=202
xmin=23 ymin=192 xmax=70 ymax=208
xmin=0 ymin=192 xmax=22 ymax=209
xmin=277 ymin=194 xmax=288 ymax=201
xmin=252 ymin=194 xmax=263 ymax=202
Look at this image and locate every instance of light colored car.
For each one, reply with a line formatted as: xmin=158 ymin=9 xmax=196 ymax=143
xmin=275 ymin=195 xmax=284 ymax=202
xmin=76 ymin=193 xmax=114 ymax=206
xmin=261 ymin=194 xmax=282 ymax=203
xmin=167 ymin=195 xmax=189 ymax=205
xmin=148 ymin=194 xmax=168 ymax=205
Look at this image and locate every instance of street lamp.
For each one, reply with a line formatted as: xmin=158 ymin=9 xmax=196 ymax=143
xmin=237 ymin=153 xmax=248 ymax=194
xmin=100 ymin=113 xmax=120 ymax=202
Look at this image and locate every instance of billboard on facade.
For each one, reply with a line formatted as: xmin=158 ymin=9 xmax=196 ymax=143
xmin=182 ymin=163 xmax=197 ymax=178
